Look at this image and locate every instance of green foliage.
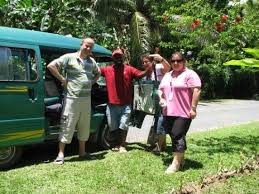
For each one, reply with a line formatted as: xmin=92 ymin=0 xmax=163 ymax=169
xmin=0 ymin=0 xmax=117 ymax=51
xmin=150 ymin=0 xmax=259 ymax=99
xmin=243 ymin=48 xmax=259 ymax=59
xmin=91 ymin=0 xmax=162 ymax=66
xmin=224 ymin=58 xmax=259 ymax=67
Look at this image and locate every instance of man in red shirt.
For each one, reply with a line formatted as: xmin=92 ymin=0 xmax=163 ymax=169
xmin=100 ymin=48 xmax=150 ymax=153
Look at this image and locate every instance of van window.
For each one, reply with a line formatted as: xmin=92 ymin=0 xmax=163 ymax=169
xmin=0 ymin=46 xmax=38 ymax=81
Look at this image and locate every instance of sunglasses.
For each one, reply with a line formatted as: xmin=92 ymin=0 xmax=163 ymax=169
xmin=171 ymin=59 xmax=184 ymax=63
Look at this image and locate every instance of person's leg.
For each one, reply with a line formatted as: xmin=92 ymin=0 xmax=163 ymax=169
xmin=153 ymin=114 xmax=167 ymax=152
xmin=106 ymin=104 xmax=121 ymax=149
xmin=118 ymin=105 xmax=131 ymax=152
xmin=165 ymin=117 xmax=191 ymax=174
xmin=77 ymin=97 xmax=91 ymax=157
xmin=58 ymin=142 xmax=66 ymax=158
xmin=55 ymin=98 xmax=78 ymax=164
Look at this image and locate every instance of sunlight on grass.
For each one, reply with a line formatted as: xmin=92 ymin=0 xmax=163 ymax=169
xmin=0 ymin=122 xmax=258 ymax=194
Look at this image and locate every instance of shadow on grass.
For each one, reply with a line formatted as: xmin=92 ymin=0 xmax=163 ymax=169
xmin=127 ymin=134 xmax=259 ymax=171
xmin=67 ymin=151 xmax=108 ymax=163
xmin=10 ymin=139 xmax=106 ymax=170
xmin=127 ymin=142 xmax=204 ymax=170
xmin=7 ymin=133 xmax=258 ymax=171
xmin=188 ymin=135 xmax=259 ymax=155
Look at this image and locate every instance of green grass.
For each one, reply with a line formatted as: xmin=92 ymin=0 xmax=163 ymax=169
xmin=1 ymin=122 xmax=259 ymax=194
xmin=203 ymin=170 xmax=259 ymax=194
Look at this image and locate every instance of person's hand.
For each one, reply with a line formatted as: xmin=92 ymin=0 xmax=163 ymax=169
xmin=149 ymin=54 xmax=164 ymax=63
xmin=159 ymin=98 xmax=167 ymax=108
xmin=60 ymin=77 xmax=67 ymax=87
xmin=190 ymin=108 xmax=197 ymax=119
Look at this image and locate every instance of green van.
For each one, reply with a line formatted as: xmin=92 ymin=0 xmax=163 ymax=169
xmin=0 ymin=26 xmax=113 ymax=169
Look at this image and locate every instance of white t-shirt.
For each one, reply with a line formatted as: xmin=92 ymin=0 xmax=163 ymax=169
xmin=143 ymin=63 xmax=164 ymax=81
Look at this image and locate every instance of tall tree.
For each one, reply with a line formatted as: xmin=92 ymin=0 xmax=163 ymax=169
xmin=92 ymin=0 xmax=160 ymax=66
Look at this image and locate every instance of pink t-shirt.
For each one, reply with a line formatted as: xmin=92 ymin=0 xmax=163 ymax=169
xmin=159 ymin=68 xmax=201 ymax=118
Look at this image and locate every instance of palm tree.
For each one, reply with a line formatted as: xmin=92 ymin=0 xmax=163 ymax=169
xmin=91 ymin=0 xmax=159 ymax=66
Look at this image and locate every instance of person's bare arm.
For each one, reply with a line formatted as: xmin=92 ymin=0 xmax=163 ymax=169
xmin=190 ymin=87 xmax=201 ymax=119
xmin=47 ymin=60 xmax=67 ymax=86
xmin=92 ymin=71 xmax=101 ymax=85
xmin=149 ymin=54 xmax=170 ymax=74
xmin=158 ymin=89 xmax=167 ymax=107
xmin=136 ymin=65 xmax=152 ymax=78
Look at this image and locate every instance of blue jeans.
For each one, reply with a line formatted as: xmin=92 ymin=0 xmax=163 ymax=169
xmin=154 ymin=114 xmax=166 ymax=135
xmin=106 ymin=104 xmax=131 ymax=131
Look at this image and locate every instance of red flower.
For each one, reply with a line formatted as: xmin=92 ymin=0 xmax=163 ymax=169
xmin=217 ymin=25 xmax=224 ymax=32
xmin=221 ymin=15 xmax=228 ymax=22
xmin=191 ymin=23 xmax=197 ymax=29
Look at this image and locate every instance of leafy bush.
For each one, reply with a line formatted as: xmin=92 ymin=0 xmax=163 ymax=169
xmin=150 ymin=0 xmax=259 ymax=99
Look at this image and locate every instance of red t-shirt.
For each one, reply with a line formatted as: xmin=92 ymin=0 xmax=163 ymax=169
xmin=100 ymin=64 xmax=142 ymax=105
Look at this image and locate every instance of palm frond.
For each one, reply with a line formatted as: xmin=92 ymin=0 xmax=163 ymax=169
xmin=92 ymin=0 xmax=136 ymax=23
xmin=130 ymin=11 xmax=151 ymax=66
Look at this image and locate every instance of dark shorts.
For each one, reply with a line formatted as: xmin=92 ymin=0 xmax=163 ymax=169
xmin=162 ymin=116 xmax=192 ymax=152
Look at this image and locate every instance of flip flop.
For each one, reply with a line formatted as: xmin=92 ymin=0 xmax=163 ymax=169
xmin=54 ymin=156 xmax=64 ymax=165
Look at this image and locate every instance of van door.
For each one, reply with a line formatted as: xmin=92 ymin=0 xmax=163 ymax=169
xmin=0 ymin=43 xmax=45 ymax=147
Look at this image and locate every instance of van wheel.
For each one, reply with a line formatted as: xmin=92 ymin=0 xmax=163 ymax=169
xmin=98 ymin=121 xmax=117 ymax=149
xmin=0 ymin=146 xmax=22 ymax=170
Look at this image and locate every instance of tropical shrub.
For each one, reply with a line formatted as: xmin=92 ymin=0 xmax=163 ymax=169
xmin=149 ymin=0 xmax=259 ymax=98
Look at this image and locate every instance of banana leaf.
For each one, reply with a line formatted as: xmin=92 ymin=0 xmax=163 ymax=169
xmin=243 ymin=48 xmax=259 ymax=59
xmin=224 ymin=58 xmax=259 ymax=68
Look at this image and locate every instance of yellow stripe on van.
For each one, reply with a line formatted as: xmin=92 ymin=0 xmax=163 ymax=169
xmin=0 ymin=129 xmax=44 ymax=142
xmin=0 ymin=86 xmax=28 ymax=93
xmin=0 ymin=89 xmax=28 ymax=93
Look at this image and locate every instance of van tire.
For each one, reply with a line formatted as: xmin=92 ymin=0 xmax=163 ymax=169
xmin=0 ymin=146 xmax=22 ymax=170
xmin=98 ymin=120 xmax=117 ymax=149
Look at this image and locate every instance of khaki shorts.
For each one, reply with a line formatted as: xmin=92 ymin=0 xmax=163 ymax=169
xmin=59 ymin=97 xmax=91 ymax=144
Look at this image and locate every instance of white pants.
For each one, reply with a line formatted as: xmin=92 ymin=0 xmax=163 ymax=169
xmin=59 ymin=97 xmax=91 ymax=144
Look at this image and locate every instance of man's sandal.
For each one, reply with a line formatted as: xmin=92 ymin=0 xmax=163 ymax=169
xmin=53 ymin=156 xmax=64 ymax=165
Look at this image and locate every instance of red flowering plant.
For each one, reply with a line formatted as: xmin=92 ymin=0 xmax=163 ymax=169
xmin=152 ymin=0 xmax=258 ymax=98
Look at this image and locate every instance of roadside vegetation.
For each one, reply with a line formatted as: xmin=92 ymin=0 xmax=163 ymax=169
xmin=0 ymin=0 xmax=258 ymax=99
xmin=0 ymin=122 xmax=258 ymax=194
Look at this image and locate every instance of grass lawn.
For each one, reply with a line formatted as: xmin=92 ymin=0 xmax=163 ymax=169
xmin=0 ymin=122 xmax=258 ymax=194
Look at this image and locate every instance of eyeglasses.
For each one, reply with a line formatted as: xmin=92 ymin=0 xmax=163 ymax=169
xmin=171 ymin=59 xmax=183 ymax=63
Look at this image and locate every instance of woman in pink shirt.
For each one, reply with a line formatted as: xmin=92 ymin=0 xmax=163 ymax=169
xmin=158 ymin=52 xmax=201 ymax=174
